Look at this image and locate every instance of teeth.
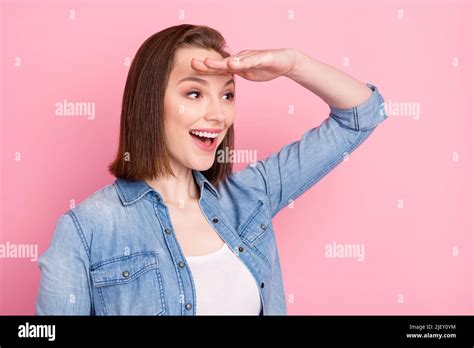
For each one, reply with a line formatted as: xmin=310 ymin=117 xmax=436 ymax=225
xmin=190 ymin=130 xmax=219 ymax=139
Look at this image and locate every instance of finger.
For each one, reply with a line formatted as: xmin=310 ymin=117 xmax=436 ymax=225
xmin=204 ymin=53 xmax=254 ymax=71
xmin=227 ymin=53 xmax=259 ymax=70
xmin=202 ymin=57 xmax=228 ymax=70
xmin=234 ymin=51 xmax=272 ymax=69
xmin=232 ymin=51 xmax=258 ymax=60
xmin=191 ymin=58 xmax=232 ymax=75
xmin=227 ymin=57 xmax=245 ymax=70
xmin=191 ymin=58 xmax=210 ymax=71
xmin=191 ymin=58 xmax=222 ymax=72
xmin=234 ymin=49 xmax=261 ymax=58
xmin=232 ymin=50 xmax=265 ymax=62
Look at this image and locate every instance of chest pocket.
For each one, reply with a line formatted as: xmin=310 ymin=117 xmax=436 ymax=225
xmin=237 ymin=200 xmax=271 ymax=247
xmin=90 ymin=251 xmax=166 ymax=315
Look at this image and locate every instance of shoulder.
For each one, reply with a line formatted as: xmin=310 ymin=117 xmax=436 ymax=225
xmin=62 ymin=181 xmax=123 ymax=242
xmin=73 ymin=181 xmax=120 ymax=216
xmin=220 ymin=164 xmax=267 ymax=195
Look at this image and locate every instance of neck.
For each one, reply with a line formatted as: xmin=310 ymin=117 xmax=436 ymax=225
xmin=145 ymin=165 xmax=200 ymax=206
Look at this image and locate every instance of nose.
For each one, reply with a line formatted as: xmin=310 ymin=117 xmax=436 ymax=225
xmin=203 ymin=95 xmax=227 ymax=122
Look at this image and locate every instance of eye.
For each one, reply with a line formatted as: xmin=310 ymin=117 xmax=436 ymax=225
xmin=223 ymin=92 xmax=235 ymax=101
xmin=187 ymin=90 xmax=202 ymax=99
xmin=186 ymin=90 xmax=234 ymax=101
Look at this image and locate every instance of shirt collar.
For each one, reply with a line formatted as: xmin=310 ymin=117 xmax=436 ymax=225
xmin=114 ymin=169 xmax=220 ymax=206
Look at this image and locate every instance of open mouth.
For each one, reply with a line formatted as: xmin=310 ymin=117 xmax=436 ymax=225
xmin=188 ymin=129 xmax=221 ymax=151
xmin=189 ymin=130 xmax=217 ymax=146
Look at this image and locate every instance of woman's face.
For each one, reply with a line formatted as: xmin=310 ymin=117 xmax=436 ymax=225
xmin=163 ymin=47 xmax=235 ymax=172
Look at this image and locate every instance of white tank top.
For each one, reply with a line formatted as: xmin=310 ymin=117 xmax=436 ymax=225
xmin=185 ymin=242 xmax=262 ymax=315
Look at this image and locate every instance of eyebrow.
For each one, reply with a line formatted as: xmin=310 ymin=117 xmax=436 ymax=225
xmin=177 ymin=76 xmax=235 ymax=88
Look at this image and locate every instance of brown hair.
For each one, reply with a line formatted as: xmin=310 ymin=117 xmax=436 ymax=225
xmin=108 ymin=24 xmax=234 ymax=186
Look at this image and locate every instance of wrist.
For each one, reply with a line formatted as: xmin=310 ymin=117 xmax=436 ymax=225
xmin=283 ymin=48 xmax=305 ymax=80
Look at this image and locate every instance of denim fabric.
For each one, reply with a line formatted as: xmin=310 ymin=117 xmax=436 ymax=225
xmin=36 ymin=83 xmax=388 ymax=315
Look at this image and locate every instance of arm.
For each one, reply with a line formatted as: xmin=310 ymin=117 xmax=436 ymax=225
xmin=284 ymin=48 xmax=373 ymax=109
xmin=247 ymin=80 xmax=387 ymax=217
xmin=194 ymin=47 xmax=373 ymax=109
xmin=36 ymin=211 xmax=93 ymax=315
xmin=194 ymin=48 xmax=388 ymax=217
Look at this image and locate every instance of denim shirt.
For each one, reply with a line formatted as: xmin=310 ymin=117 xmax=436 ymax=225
xmin=36 ymin=83 xmax=388 ymax=315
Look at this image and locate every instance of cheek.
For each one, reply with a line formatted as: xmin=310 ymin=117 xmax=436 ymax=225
xmin=164 ymin=99 xmax=191 ymax=130
xmin=166 ymin=95 xmax=204 ymax=124
xmin=225 ymin=111 xmax=235 ymax=127
xmin=170 ymin=90 xmax=201 ymax=115
xmin=163 ymin=113 xmax=185 ymax=149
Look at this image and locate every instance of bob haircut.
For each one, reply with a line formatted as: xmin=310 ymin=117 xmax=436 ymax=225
xmin=108 ymin=24 xmax=234 ymax=186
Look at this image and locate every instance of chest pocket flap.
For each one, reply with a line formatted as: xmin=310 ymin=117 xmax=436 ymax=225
xmin=89 ymin=251 xmax=166 ymax=315
xmin=237 ymin=200 xmax=271 ymax=246
xmin=90 ymin=252 xmax=159 ymax=287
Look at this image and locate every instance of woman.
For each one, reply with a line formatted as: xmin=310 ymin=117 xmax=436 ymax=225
xmin=36 ymin=24 xmax=388 ymax=315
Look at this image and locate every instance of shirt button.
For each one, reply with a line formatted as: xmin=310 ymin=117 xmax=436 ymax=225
xmin=185 ymin=303 xmax=192 ymax=310
xmin=165 ymin=228 xmax=172 ymax=234
xmin=260 ymin=282 xmax=265 ymax=288
xmin=260 ymin=223 xmax=267 ymax=230
xmin=178 ymin=262 xmax=185 ymax=268
xmin=212 ymin=217 xmax=219 ymax=224
xmin=238 ymin=246 xmax=244 ymax=252
xmin=122 ymin=271 xmax=130 ymax=278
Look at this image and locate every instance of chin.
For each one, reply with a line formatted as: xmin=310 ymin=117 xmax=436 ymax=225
xmin=191 ymin=159 xmax=215 ymax=172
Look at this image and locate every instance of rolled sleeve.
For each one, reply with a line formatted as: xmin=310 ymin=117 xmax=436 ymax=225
xmin=329 ymin=83 xmax=388 ymax=131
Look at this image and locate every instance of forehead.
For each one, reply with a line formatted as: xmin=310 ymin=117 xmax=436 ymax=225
xmin=169 ymin=47 xmax=233 ymax=83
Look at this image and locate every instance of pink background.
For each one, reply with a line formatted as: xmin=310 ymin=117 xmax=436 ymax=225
xmin=1 ymin=0 xmax=472 ymax=315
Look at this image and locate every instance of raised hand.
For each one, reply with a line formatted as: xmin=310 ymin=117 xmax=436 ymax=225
xmin=191 ymin=48 xmax=298 ymax=82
